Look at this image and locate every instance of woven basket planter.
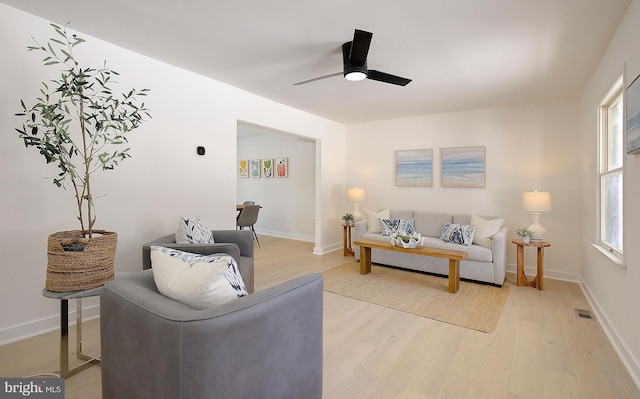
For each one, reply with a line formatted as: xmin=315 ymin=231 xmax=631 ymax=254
xmin=45 ymin=230 xmax=117 ymax=292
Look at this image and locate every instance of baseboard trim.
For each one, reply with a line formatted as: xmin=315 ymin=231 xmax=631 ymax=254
xmin=505 ymin=263 xmax=579 ymax=283
xmin=0 ymin=303 xmax=100 ymax=346
xmin=254 ymin=229 xmax=342 ymax=255
xmin=579 ymin=278 xmax=640 ymax=392
xmin=254 ymin=228 xmax=313 ymax=243
xmin=313 ymin=243 xmax=342 ymax=255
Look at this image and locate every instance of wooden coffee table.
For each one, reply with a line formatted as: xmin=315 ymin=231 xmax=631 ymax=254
xmin=353 ymin=238 xmax=468 ymax=293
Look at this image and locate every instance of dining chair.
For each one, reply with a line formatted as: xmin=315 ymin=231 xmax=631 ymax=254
xmin=236 ymin=205 xmax=261 ymax=247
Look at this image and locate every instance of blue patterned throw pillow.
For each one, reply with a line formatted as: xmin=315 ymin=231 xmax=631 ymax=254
xmin=381 ymin=219 xmax=415 ymax=236
xmin=176 ymin=215 xmax=215 ymax=244
xmin=440 ymin=223 xmax=475 ymax=246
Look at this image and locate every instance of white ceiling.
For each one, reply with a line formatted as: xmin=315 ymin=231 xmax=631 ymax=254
xmin=2 ymin=0 xmax=631 ymax=124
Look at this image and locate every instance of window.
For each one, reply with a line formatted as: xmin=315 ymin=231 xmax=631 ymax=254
xmin=598 ymin=76 xmax=623 ymax=258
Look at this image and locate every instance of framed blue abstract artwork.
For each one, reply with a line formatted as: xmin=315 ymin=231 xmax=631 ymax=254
xmin=395 ymin=149 xmax=433 ymax=187
xmin=441 ymin=146 xmax=486 ymax=188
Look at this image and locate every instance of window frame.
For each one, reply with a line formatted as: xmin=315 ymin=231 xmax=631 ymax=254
xmin=597 ymin=76 xmax=624 ymax=260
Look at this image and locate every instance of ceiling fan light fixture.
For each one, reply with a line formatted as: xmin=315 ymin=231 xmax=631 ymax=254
xmin=345 ymin=71 xmax=367 ymax=81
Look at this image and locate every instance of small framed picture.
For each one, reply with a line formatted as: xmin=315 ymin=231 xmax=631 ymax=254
xmin=626 ymin=73 xmax=640 ymax=154
xmin=238 ymin=160 xmax=248 ymax=178
xmin=275 ymin=157 xmax=288 ymax=178
xmin=249 ymin=160 xmax=261 ymax=178
xmin=261 ymin=159 xmax=274 ymax=178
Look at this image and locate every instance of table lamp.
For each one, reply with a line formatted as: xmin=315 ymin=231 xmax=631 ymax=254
xmin=522 ymin=190 xmax=552 ymax=241
xmin=346 ymin=187 xmax=365 ymax=222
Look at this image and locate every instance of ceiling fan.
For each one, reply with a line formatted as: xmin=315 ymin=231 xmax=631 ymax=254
xmin=293 ymin=29 xmax=412 ymax=87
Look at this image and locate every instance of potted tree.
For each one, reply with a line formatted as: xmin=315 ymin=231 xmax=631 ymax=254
xmin=15 ymin=22 xmax=151 ymax=292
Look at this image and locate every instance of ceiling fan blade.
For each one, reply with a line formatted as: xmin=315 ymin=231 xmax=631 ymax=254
xmin=367 ymin=70 xmax=412 ymax=86
xmin=349 ymin=29 xmax=372 ymax=67
xmin=293 ymin=72 xmax=343 ymax=86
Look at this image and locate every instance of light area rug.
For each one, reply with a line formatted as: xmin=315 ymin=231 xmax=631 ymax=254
xmin=322 ymin=263 xmax=509 ymax=333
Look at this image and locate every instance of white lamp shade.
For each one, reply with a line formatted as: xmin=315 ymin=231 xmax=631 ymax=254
xmin=346 ymin=187 xmax=365 ymax=203
xmin=522 ymin=191 xmax=552 ymax=212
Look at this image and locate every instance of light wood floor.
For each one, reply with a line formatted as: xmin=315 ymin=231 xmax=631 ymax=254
xmin=1 ymin=235 xmax=638 ymax=398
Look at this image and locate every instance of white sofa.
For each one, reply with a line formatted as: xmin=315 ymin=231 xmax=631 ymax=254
xmin=353 ymin=210 xmax=507 ymax=285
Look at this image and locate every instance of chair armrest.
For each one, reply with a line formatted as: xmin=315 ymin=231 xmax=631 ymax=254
xmin=212 ymin=230 xmax=254 ymax=258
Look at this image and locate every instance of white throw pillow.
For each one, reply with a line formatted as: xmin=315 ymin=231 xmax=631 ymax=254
xmin=175 ymin=215 xmax=215 ymax=244
xmin=150 ymin=246 xmax=247 ymax=309
xmin=470 ymin=215 xmax=504 ymax=248
xmin=364 ymin=209 xmax=390 ymax=234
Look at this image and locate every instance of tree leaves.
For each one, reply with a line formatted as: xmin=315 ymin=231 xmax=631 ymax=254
xmin=14 ymin=22 xmax=151 ymax=236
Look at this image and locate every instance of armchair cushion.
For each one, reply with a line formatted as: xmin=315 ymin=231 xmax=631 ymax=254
xmin=150 ymin=246 xmax=247 ymax=309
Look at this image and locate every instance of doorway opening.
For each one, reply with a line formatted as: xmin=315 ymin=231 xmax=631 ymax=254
xmin=236 ymin=121 xmax=318 ymax=249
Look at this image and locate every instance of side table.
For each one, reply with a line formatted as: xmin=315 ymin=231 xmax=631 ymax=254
xmin=42 ymin=285 xmax=104 ymax=378
xmin=342 ymin=223 xmax=355 ymax=256
xmin=511 ymin=239 xmax=551 ymax=290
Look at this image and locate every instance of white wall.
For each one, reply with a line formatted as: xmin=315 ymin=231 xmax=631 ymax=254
xmin=237 ymin=130 xmax=316 ymax=241
xmin=346 ymin=102 xmax=582 ymax=280
xmin=0 ymin=4 xmax=345 ymax=343
xmin=579 ymin=0 xmax=640 ymax=386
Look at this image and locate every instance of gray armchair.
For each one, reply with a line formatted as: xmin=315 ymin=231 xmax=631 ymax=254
xmin=100 ymin=270 xmax=323 ymax=399
xmin=142 ymin=229 xmax=254 ymax=293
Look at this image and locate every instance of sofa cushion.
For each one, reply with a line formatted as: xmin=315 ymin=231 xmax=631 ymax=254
xmin=441 ymin=242 xmax=493 ymax=262
xmin=422 ymin=236 xmax=446 ymax=248
xmin=380 ymin=219 xmax=415 ymax=236
xmin=389 ymin=210 xmax=414 ymax=220
xmin=440 ymin=223 xmax=475 ymax=246
xmin=359 ymin=233 xmax=392 ymax=243
xmin=364 ymin=209 xmax=390 ymax=233
xmin=175 ymin=216 xmax=215 ymax=244
xmin=414 ymin=212 xmax=453 ymax=238
xmin=150 ymin=246 xmax=247 ymax=309
xmin=470 ymin=214 xmax=505 ymax=248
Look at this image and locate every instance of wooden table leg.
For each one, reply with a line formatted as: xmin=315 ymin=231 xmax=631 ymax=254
xmin=360 ymin=246 xmax=371 ymax=275
xmin=531 ymin=246 xmax=545 ymax=291
xmin=343 ymin=225 xmax=355 ymax=257
xmin=516 ymin=244 xmax=525 ymax=286
xmin=448 ymin=259 xmax=460 ymax=293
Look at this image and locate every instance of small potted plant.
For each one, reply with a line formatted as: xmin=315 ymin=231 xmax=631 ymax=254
xmin=516 ymin=227 xmax=534 ymax=244
xmin=341 ymin=213 xmax=354 ymax=225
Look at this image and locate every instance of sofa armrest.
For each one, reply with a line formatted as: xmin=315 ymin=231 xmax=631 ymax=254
xmin=353 ymin=220 xmax=367 ymax=240
xmin=101 ymin=271 xmax=323 ymax=399
xmin=491 ymin=226 xmax=508 ymax=285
